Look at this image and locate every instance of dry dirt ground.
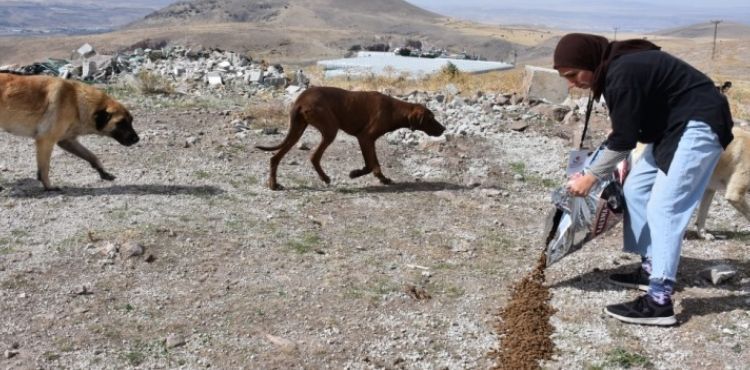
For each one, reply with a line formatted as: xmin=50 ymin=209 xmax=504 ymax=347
xmin=1 ymin=93 xmax=749 ymax=369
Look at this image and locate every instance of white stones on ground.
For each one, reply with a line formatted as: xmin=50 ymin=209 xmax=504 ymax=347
xmin=99 ymin=242 xmax=118 ymax=259
xmin=185 ymin=136 xmax=199 ymax=148
xmin=207 ymin=72 xmax=223 ymax=86
xmin=297 ymin=142 xmax=311 ymax=150
xmin=232 ymin=119 xmax=250 ymax=132
xmin=72 ymin=285 xmax=92 ymax=296
xmin=247 ymin=70 xmax=264 ymax=83
xmin=702 ymin=264 xmax=738 ymax=285
xmin=165 ymin=334 xmax=187 ymax=349
xmin=122 ymin=242 xmax=145 ymax=258
xmin=4 ymin=350 xmax=18 ymax=359
xmin=286 ymin=85 xmax=302 ymax=94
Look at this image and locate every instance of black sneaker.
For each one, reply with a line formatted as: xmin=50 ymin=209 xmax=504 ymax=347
xmin=608 ymin=267 xmax=650 ymax=291
xmin=604 ymin=295 xmax=677 ymax=326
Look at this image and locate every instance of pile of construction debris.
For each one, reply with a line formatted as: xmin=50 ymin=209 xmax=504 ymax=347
xmin=0 ymin=43 xmax=309 ymax=92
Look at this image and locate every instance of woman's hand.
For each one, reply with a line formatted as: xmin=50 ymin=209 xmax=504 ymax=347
xmin=566 ymin=173 xmax=598 ymax=197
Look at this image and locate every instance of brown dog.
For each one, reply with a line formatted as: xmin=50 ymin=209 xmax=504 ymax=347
xmin=256 ymin=86 xmax=445 ymax=190
xmin=0 ymin=71 xmax=139 ymax=190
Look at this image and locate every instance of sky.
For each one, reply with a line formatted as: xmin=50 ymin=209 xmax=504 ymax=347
xmin=404 ymin=0 xmax=750 ymax=32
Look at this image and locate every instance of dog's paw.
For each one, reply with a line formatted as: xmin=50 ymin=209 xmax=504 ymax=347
xmin=349 ymin=169 xmax=366 ymax=178
xmin=379 ymin=177 xmax=393 ymax=185
xmin=269 ymin=183 xmax=285 ymax=191
xmin=100 ymin=172 xmax=116 ymax=181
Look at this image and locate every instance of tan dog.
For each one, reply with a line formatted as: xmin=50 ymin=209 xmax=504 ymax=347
xmin=256 ymin=86 xmax=445 ymax=190
xmin=632 ymin=126 xmax=750 ymax=238
xmin=0 ymin=71 xmax=139 ymax=190
xmin=695 ymin=127 xmax=750 ymax=238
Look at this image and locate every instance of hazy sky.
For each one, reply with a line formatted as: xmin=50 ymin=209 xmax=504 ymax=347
xmin=404 ymin=0 xmax=750 ymax=31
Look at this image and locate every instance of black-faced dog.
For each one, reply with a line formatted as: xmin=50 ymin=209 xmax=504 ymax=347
xmin=0 ymin=71 xmax=139 ymax=190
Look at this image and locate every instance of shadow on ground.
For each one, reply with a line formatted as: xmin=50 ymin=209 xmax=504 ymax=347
xmin=4 ymin=179 xmax=225 ymax=198
xmin=286 ymin=181 xmax=470 ymax=193
xmin=549 ymin=257 xmax=750 ymax=323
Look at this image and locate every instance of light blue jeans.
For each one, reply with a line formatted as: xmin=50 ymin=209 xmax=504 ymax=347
xmin=622 ymin=121 xmax=722 ymax=282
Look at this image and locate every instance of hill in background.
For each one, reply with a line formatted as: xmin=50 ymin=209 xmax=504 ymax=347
xmin=0 ymin=0 xmax=524 ymax=66
xmin=0 ymin=0 xmax=174 ymax=36
xmin=0 ymin=0 xmax=748 ymax=84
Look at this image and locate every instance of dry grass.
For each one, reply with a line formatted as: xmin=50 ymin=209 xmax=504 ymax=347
xmin=238 ymin=97 xmax=289 ymax=128
xmin=308 ymin=66 xmax=525 ymax=96
xmin=724 ymin=81 xmax=750 ymax=121
xmin=124 ymin=70 xmax=175 ymax=95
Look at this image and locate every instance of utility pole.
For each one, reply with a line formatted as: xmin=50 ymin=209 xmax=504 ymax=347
xmin=711 ymin=20 xmax=722 ymax=60
xmin=613 ymin=27 xmax=619 ymax=41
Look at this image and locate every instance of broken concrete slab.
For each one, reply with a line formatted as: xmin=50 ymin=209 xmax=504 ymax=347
xmin=76 ymin=43 xmax=96 ymax=59
xmin=207 ymin=72 xmax=223 ymax=86
xmin=522 ymin=65 xmax=569 ymax=104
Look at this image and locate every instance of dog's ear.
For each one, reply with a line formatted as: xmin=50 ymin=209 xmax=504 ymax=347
xmin=409 ymin=106 xmax=426 ymax=127
xmin=94 ymin=110 xmax=111 ymax=131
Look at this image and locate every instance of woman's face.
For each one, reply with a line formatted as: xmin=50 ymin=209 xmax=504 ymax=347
xmin=557 ymin=67 xmax=594 ymax=89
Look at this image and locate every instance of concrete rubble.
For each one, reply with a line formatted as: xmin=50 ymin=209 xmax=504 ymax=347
xmin=0 ymin=43 xmax=294 ymax=92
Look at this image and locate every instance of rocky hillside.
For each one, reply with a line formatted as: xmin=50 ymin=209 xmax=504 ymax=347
xmin=138 ymin=0 xmax=439 ymax=25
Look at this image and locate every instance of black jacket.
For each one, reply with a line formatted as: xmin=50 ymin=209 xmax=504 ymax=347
xmin=603 ymin=50 xmax=734 ymax=173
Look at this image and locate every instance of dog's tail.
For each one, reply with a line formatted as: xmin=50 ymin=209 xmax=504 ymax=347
xmin=255 ymin=105 xmax=305 ymax=152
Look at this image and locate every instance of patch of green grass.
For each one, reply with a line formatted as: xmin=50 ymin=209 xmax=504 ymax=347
xmin=443 ymin=284 xmax=465 ymax=298
xmin=0 ymin=229 xmax=30 ymax=249
xmin=55 ymin=338 xmax=75 ymax=353
xmin=527 ymin=175 xmax=559 ymax=189
xmin=604 ymin=348 xmax=653 ymax=369
xmin=287 ymin=233 xmax=322 ymax=254
xmin=229 ymin=175 xmax=259 ymax=189
xmin=119 ymin=339 xmax=169 ymax=367
xmin=43 ymin=351 xmax=61 ymax=362
xmin=344 ymin=278 xmax=401 ymax=300
xmin=484 ymin=231 xmax=513 ymax=251
xmin=509 ymin=162 xmax=526 ymax=176
xmin=224 ymin=218 xmax=248 ymax=232
xmin=194 ymin=170 xmax=211 ymax=180
xmin=123 ymin=350 xmax=146 ymax=367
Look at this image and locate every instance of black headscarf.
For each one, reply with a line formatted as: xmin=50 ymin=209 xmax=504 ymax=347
xmin=553 ymin=33 xmax=660 ymax=100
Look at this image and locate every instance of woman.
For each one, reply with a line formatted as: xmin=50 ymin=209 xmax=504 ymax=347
xmin=553 ymin=33 xmax=734 ymax=326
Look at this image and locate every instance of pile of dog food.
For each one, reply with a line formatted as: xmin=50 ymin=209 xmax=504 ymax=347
xmin=490 ymin=252 xmax=556 ymax=369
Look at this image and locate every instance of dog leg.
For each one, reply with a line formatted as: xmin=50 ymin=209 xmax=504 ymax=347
xmin=57 ymin=138 xmax=116 ymax=181
xmin=310 ymin=128 xmax=337 ymax=185
xmin=695 ymin=189 xmax=716 ymax=240
xmin=725 ymin=177 xmax=750 ymax=227
xmin=35 ymin=138 xmax=60 ymax=191
xmin=350 ymin=137 xmax=373 ymax=179
xmin=267 ymin=121 xmax=307 ymax=190
xmin=357 ymin=137 xmax=391 ymax=185
xmin=350 ymin=138 xmax=372 ymax=179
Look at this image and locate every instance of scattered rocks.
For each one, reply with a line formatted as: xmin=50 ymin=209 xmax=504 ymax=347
xmin=122 ymin=242 xmax=145 ymax=258
xmin=165 ymin=334 xmax=187 ymax=349
xmin=702 ymin=264 xmax=738 ymax=285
